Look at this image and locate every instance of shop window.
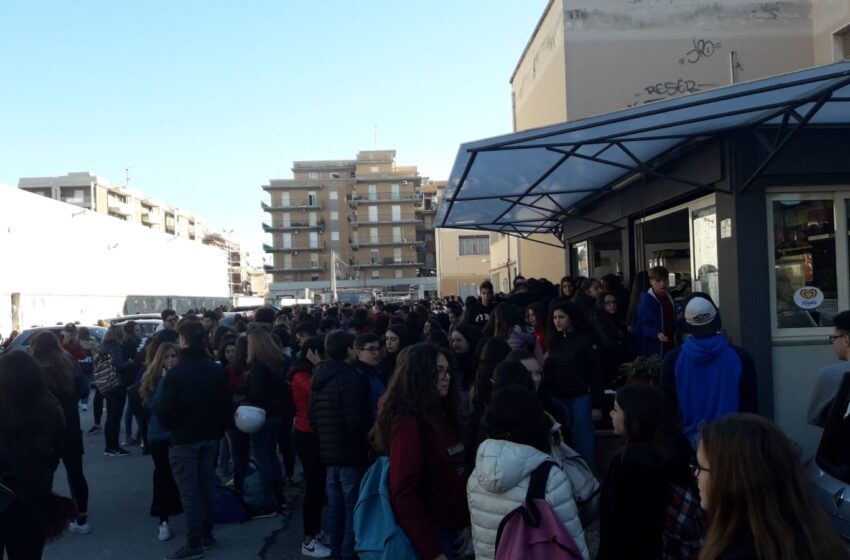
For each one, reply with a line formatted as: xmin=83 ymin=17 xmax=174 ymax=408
xmin=772 ymin=199 xmax=837 ymax=329
xmin=692 ymin=206 xmax=719 ymax=306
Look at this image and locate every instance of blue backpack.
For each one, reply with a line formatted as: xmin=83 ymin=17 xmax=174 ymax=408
xmin=354 ymin=456 xmax=419 ymax=560
xmin=213 ymin=486 xmax=250 ymax=524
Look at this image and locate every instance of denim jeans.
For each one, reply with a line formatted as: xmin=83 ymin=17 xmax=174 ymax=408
xmin=104 ymin=390 xmax=126 ymax=451
xmin=169 ymin=440 xmax=218 ymax=549
xmin=249 ymin=416 xmax=283 ymax=509
xmin=227 ymin=428 xmax=251 ymax=496
xmin=550 ymin=394 xmax=596 ymax=472
xmin=326 ymin=465 xmax=367 ymax=559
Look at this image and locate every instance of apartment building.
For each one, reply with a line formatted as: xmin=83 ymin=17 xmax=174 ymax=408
xmin=18 ymin=172 xmax=200 ymax=240
xmin=262 ymin=150 xmax=436 ymax=297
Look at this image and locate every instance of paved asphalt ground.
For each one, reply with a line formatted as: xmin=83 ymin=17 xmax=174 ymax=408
xmin=44 ymin=395 xmax=308 ymax=560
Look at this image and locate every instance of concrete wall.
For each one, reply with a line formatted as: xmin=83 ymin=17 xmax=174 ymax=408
xmin=511 ymin=0 xmax=568 ymax=132
xmin=517 ymin=236 xmax=566 ymax=283
xmin=561 ymin=0 xmax=814 ymax=120
xmin=0 ymin=184 xmax=229 ymax=335
xmin=435 ymin=228 xmax=491 ymax=297
xmin=812 ymin=0 xmax=850 ymax=65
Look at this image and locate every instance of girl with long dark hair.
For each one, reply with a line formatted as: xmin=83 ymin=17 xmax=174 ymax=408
xmin=0 ymin=351 xmax=65 ymax=559
xmin=98 ymin=324 xmax=134 ymax=456
xmin=599 ymin=383 xmax=695 ymax=560
xmin=543 ymin=301 xmax=597 ymax=469
xmin=378 ymin=324 xmax=411 ymax=386
xmin=29 ymin=331 xmax=91 ymax=535
xmin=370 ymin=343 xmax=470 ymax=560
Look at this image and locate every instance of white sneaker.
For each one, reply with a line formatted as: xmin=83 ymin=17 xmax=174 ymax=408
xmin=69 ymin=521 xmax=91 ymax=535
xmin=301 ymin=538 xmax=331 ymax=558
xmin=158 ymin=521 xmax=172 ymax=541
xmin=80 ymin=403 xmax=88 ymax=411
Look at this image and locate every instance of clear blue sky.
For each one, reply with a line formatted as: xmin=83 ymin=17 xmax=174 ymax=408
xmin=0 ymin=1 xmax=548 ymax=261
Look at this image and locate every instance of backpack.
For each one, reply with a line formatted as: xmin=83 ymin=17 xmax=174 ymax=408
xmin=549 ymin=441 xmax=601 ymax=526
xmin=494 ymin=461 xmax=584 ymax=560
xmin=661 ymin=483 xmax=706 ymax=560
xmin=92 ymin=353 xmax=122 ymax=396
xmin=213 ymin=486 xmax=250 ymax=523
xmin=353 ymin=456 xmax=419 ymax=560
xmin=243 ymin=461 xmax=264 ymax=510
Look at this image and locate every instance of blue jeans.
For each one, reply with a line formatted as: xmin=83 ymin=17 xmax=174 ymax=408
xmin=169 ymin=440 xmax=218 ymax=549
xmin=227 ymin=428 xmax=250 ymax=496
xmin=326 ymin=465 xmax=367 ymax=559
xmin=550 ymin=394 xmax=595 ymax=472
xmin=249 ymin=416 xmax=283 ymax=509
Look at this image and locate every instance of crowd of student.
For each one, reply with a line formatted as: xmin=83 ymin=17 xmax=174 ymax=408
xmin=0 ymin=267 xmax=847 ymax=559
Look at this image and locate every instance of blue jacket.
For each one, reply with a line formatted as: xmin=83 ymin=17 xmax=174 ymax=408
xmin=633 ymin=289 xmax=675 ymax=357
xmin=146 ymin=379 xmax=171 ymax=443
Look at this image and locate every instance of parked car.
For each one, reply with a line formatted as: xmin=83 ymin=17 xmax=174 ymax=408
xmin=0 ymin=325 xmax=106 ymax=355
xmin=805 ymin=371 xmax=850 ymax=541
xmin=104 ymin=313 xmax=163 ymax=325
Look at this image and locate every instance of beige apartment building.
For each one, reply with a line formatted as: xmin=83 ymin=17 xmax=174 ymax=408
xmin=262 ymin=150 xmax=437 ymax=298
xmin=482 ymin=0 xmax=850 ymax=284
xmin=18 ymin=172 xmax=200 ymax=240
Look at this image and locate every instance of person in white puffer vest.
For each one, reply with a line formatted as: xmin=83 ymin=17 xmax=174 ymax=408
xmin=467 ymin=385 xmax=589 ymax=560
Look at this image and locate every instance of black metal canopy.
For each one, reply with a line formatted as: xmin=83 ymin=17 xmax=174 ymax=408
xmin=436 ymin=61 xmax=850 ymax=247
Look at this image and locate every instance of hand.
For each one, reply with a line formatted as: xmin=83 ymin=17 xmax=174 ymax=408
xmin=306 ymin=348 xmax=321 ymax=366
xmin=657 ymin=333 xmax=669 ymax=343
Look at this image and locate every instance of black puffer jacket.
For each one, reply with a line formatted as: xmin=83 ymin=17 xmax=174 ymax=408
xmin=544 ymin=331 xmax=596 ymax=398
xmin=157 ymin=347 xmax=230 ymax=445
xmin=309 ymin=359 xmax=372 ymax=467
xmin=247 ymin=364 xmax=292 ymax=419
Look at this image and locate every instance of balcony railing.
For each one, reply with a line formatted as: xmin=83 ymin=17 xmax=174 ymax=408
xmin=141 ymin=211 xmax=162 ymax=224
xmin=262 ymin=221 xmax=324 ymax=233
xmin=263 ymin=242 xmax=326 ymax=253
xmin=347 ymin=193 xmax=422 ymax=206
xmin=264 ymin=264 xmax=327 ymax=273
xmin=107 ymin=199 xmax=132 ymax=216
xmin=349 ymin=258 xmax=422 ymax=268
xmin=347 ymin=217 xmax=420 ymax=227
xmin=349 ymin=237 xmax=415 ymax=249
xmin=261 ymin=201 xmax=323 ymax=212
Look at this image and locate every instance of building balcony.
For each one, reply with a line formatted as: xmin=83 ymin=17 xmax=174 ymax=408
xmin=348 ymin=217 xmax=419 ymax=227
xmin=264 ymin=264 xmax=327 ymax=273
xmin=141 ymin=211 xmax=162 ymax=225
xmin=107 ymin=200 xmax=132 ymax=216
xmin=261 ymin=201 xmax=323 ymax=212
xmin=349 ymin=258 xmax=423 ymax=268
xmin=263 ymin=242 xmax=326 ymax=253
xmin=347 ymin=193 xmax=422 ymax=206
xmin=349 ymin=237 xmax=415 ymax=249
xmin=263 ymin=181 xmax=325 ymax=191
xmin=262 ymin=221 xmax=324 ymax=233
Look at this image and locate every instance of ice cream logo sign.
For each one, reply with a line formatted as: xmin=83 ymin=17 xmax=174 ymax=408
xmin=793 ymin=286 xmax=824 ymax=310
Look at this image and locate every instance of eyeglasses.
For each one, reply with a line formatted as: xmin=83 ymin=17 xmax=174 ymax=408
xmin=437 ymin=365 xmax=451 ymax=378
xmin=359 ymin=346 xmax=380 ymax=353
xmin=828 ymin=334 xmax=848 ymax=343
xmin=690 ymin=459 xmax=710 ymax=478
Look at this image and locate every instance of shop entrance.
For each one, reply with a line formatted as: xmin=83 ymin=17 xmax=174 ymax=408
xmin=635 ymin=195 xmax=719 ymax=305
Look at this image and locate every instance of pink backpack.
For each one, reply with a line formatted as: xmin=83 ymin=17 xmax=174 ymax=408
xmin=494 ymin=461 xmax=584 ymax=560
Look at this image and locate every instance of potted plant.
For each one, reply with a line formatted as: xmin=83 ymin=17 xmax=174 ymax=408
xmin=615 ymin=355 xmax=663 ymax=386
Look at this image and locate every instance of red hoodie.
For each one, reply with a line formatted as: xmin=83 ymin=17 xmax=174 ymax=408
xmin=289 ymin=360 xmax=315 ymax=433
xmin=389 ymin=414 xmax=470 ymax=559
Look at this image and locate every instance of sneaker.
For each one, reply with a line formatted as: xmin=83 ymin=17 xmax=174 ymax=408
xmin=202 ymin=535 xmax=216 ymax=550
xmin=121 ymin=438 xmax=139 ymax=447
xmin=69 ymin=521 xmax=91 ymax=535
xmin=165 ymin=544 xmax=204 ymax=560
xmin=250 ymin=506 xmax=278 ymax=519
xmin=80 ymin=403 xmax=88 ymax=412
xmin=301 ymin=538 xmax=332 ymax=558
xmin=158 ymin=522 xmax=171 ymax=541
xmin=104 ymin=447 xmax=131 ymax=457
xmin=88 ymin=425 xmax=101 ymax=434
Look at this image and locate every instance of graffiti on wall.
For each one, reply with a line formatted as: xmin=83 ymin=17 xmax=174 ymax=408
xmin=679 ymin=38 xmax=723 ymax=65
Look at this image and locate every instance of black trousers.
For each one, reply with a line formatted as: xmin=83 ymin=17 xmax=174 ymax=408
xmin=293 ymin=429 xmax=325 ymax=537
xmin=277 ymin=413 xmax=296 ymax=479
xmin=93 ymin=387 xmax=104 ymax=425
xmin=104 ymin=390 xmax=126 ymax=451
xmin=149 ymin=440 xmax=183 ymax=521
xmin=61 ymin=449 xmax=89 ymax=514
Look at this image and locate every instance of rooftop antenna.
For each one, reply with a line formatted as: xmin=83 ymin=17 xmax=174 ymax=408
xmin=373 ymin=124 xmax=378 ymax=150
xmin=124 ymin=166 xmax=133 ymax=188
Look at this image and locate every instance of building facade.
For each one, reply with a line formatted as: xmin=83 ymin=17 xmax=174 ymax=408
xmin=262 ymin=150 xmax=436 ymax=299
xmin=18 ymin=171 xmax=200 ymax=240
